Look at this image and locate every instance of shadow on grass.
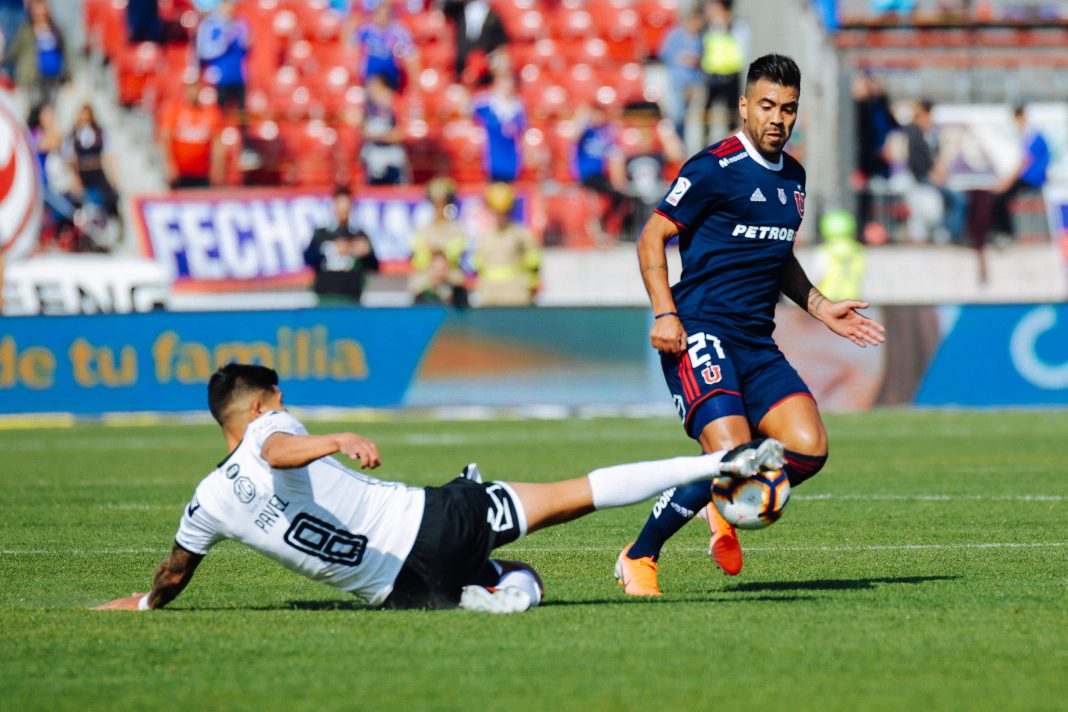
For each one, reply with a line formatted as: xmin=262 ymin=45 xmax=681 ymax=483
xmin=538 ymin=594 xmax=820 ymax=608
xmin=174 ymin=593 xmax=821 ymax=612
xmin=723 ymin=575 xmax=959 ymax=593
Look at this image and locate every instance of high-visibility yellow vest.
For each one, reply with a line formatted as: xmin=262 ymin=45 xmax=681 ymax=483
xmin=701 ymin=30 xmax=744 ymax=76
xmin=818 ymin=238 xmax=866 ymax=302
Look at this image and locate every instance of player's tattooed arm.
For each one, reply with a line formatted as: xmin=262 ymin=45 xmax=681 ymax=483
xmin=146 ymin=543 xmax=204 ymax=609
xmin=780 ymin=252 xmax=821 ymax=314
xmin=781 ymin=253 xmax=886 ymax=347
xmin=92 ymin=542 xmax=203 ymax=611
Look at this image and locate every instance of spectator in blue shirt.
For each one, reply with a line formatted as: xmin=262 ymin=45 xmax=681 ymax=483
xmin=353 ymin=0 xmax=417 ymax=91
xmin=472 ymin=70 xmax=526 ymax=183
xmin=4 ymin=0 xmax=68 ymax=106
xmin=992 ymin=106 xmax=1051 ymax=241
xmin=574 ymin=104 xmax=631 ymax=239
xmin=658 ymin=9 xmax=704 ymax=139
xmin=196 ymin=0 xmax=249 ymax=111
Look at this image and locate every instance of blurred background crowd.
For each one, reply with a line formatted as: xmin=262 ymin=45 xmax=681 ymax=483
xmin=1 ymin=0 xmax=1066 ymax=309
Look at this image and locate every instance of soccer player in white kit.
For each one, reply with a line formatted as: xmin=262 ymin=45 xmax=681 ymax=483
xmin=95 ymin=364 xmax=785 ymax=613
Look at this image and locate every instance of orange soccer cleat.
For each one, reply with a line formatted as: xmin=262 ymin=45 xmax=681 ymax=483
xmin=614 ymin=542 xmax=662 ymax=597
xmin=704 ymin=502 xmax=744 ymax=576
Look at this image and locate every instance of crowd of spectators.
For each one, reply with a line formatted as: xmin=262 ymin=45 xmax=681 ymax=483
xmin=2 ymin=0 xmax=1058 ymax=284
xmin=852 ymin=79 xmax=1052 ymax=251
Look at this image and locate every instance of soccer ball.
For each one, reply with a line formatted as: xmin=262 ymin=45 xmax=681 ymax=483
xmin=711 ymin=470 xmax=791 ymax=530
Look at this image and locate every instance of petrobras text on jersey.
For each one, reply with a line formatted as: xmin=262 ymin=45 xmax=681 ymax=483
xmin=731 ymin=224 xmax=796 ymax=241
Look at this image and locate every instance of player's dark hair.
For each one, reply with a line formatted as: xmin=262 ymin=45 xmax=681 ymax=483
xmin=745 ymin=54 xmax=801 ymax=93
xmin=207 ymin=363 xmax=279 ymax=425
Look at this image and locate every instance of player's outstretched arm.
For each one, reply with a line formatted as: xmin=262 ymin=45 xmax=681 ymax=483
xmin=780 ymin=253 xmax=886 ymax=348
xmin=261 ymin=432 xmax=381 ymax=469
xmin=93 ymin=542 xmax=203 ymax=611
xmin=638 ymin=212 xmax=687 ymax=354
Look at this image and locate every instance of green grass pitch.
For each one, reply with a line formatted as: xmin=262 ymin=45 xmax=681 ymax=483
xmin=2 ymin=410 xmax=1066 ymax=711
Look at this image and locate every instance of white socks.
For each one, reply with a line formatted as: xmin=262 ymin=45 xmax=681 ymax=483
xmin=497 ymin=568 xmax=543 ymax=607
xmin=586 ymin=452 xmax=725 ymax=509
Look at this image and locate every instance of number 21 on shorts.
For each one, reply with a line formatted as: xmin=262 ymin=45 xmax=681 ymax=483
xmin=687 ymin=332 xmax=725 ymax=386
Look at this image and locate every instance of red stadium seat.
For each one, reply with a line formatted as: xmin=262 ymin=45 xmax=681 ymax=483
xmin=312 ymin=9 xmax=344 ymax=43
xmin=115 ymin=42 xmax=161 ymax=107
xmin=401 ymin=9 xmax=449 ymax=45
xmin=315 ymin=65 xmax=356 ymax=116
xmin=546 ymin=119 xmax=579 ymax=182
xmin=560 ymin=37 xmax=609 ymax=66
xmin=561 ymin=63 xmax=602 ymax=105
xmin=419 ymin=41 xmax=458 ymax=75
xmin=519 ymin=67 xmax=569 ymax=120
xmin=498 ymin=8 xmax=547 ymax=43
xmin=548 ymin=8 xmax=593 ymax=40
xmin=637 ymin=0 xmax=679 ymax=59
xmin=614 ymin=62 xmax=647 ymax=104
xmin=440 ymin=120 xmax=486 ymax=183
xmin=544 ymin=189 xmax=598 ymax=247
xmin=530 ymin=38 xmax=566 ymax=74
xmin=88 ymin=0 xmax=128 ymax=60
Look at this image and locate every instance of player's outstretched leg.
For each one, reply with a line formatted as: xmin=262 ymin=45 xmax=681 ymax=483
xmin=481 ymin=439 xmax=782 ymax=606
xmin=619 ymin=439 xmax=784 ymax=591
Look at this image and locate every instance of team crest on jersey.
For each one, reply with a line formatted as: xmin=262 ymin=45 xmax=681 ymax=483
xmin=701 ymin=364 xmax=722 ymax=385
xmin=666 ymin=176 xmax=691 ymax=206
xmin=777 ymin=188 xmax=787 ymax=204
xmin=794 ymin=190 xmax=806 ymax=217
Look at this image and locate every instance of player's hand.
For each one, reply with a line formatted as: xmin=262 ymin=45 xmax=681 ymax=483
xmin=650 ymin=314 xmax=687 ymax=354
xmin=333 ymin=433 xmax=381 ymax=469
xmin=818 ymin=300 xmax=886 ymax=348
xmin=92 ymin=593 xmax=147 ymax=611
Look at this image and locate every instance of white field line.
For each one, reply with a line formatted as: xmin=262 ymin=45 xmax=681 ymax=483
xmin=3 ymin=542 xmax=1068 ymax=557
xmin=89 ymin=493 xmax=1061 ymax=512
xmin=794 ymin=494 xmax=1064 ymax=502
xmin=496 ymin=542 xmax=1068 ymax=554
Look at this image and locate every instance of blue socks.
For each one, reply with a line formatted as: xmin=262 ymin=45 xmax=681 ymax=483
xmin=627 ymin=480 xmax=713 ymax=560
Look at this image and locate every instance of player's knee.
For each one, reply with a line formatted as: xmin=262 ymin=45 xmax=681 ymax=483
xmin=782 ymin=426 xmax=828 ymax=460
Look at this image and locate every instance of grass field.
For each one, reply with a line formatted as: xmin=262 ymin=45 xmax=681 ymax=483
xmin=2 ymin=410 xmax=1066 ymax=711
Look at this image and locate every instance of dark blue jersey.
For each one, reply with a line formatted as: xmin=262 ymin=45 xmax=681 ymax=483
xmin=655 ymin=131 xmax=807 ymax=346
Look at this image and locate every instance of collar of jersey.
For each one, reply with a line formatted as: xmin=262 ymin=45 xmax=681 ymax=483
xmin=735 ymin=131 xmax=783 ymax=172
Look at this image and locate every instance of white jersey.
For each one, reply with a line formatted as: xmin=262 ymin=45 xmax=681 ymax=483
xmin=175 ymin=411 xmax=426 ymax=606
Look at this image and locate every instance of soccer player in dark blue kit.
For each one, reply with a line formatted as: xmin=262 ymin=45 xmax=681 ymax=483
xmin=615 ymin=54 xmax=886 ymax=596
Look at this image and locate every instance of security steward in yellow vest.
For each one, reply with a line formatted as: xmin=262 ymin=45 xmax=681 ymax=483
xmin=474 ymin=183 xmax=541 ymax=306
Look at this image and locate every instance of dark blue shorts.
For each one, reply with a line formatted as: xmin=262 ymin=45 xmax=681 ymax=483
xmin=661 ymin=327 xmax=813 ymax=439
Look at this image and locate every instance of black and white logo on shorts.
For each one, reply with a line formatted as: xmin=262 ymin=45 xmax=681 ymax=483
xmin=485 ymin=484 xmax=515 ymax=533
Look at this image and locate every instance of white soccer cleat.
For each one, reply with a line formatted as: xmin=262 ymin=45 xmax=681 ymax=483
xmin=718 ymin=438 xmax=785 ymax=479
xmin=459 ymin=585 xmax=533 ymax=614
xmin=460 ymin=463 xmax=483 ymax=483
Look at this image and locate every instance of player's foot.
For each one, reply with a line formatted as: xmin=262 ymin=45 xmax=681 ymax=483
xmin=704 ymin=503 xmax=743 ymax=576
xmin=460 ymin=462 xmax=483 ymax=483
xmin=459 ymin=584 xmax=532 ymax=614
xmin=718 ymin=438 xmax=785 ymax=479
xmin=614 ymin=542 xmax=662 ymax=597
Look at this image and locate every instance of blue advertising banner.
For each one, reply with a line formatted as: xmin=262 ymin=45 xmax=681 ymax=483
xmin=915 ymin=304 xmax=1068 ymax=406
xmin=0 ymin=308 xmax=446 ymax=414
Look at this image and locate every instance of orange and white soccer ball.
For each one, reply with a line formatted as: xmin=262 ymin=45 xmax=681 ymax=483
xmin=712 ymin=470 xmax=791 ymax=530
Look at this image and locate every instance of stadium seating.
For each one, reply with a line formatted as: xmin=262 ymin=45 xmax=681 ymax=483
xmin=87 ymin=0 xmax=674 ymax=238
